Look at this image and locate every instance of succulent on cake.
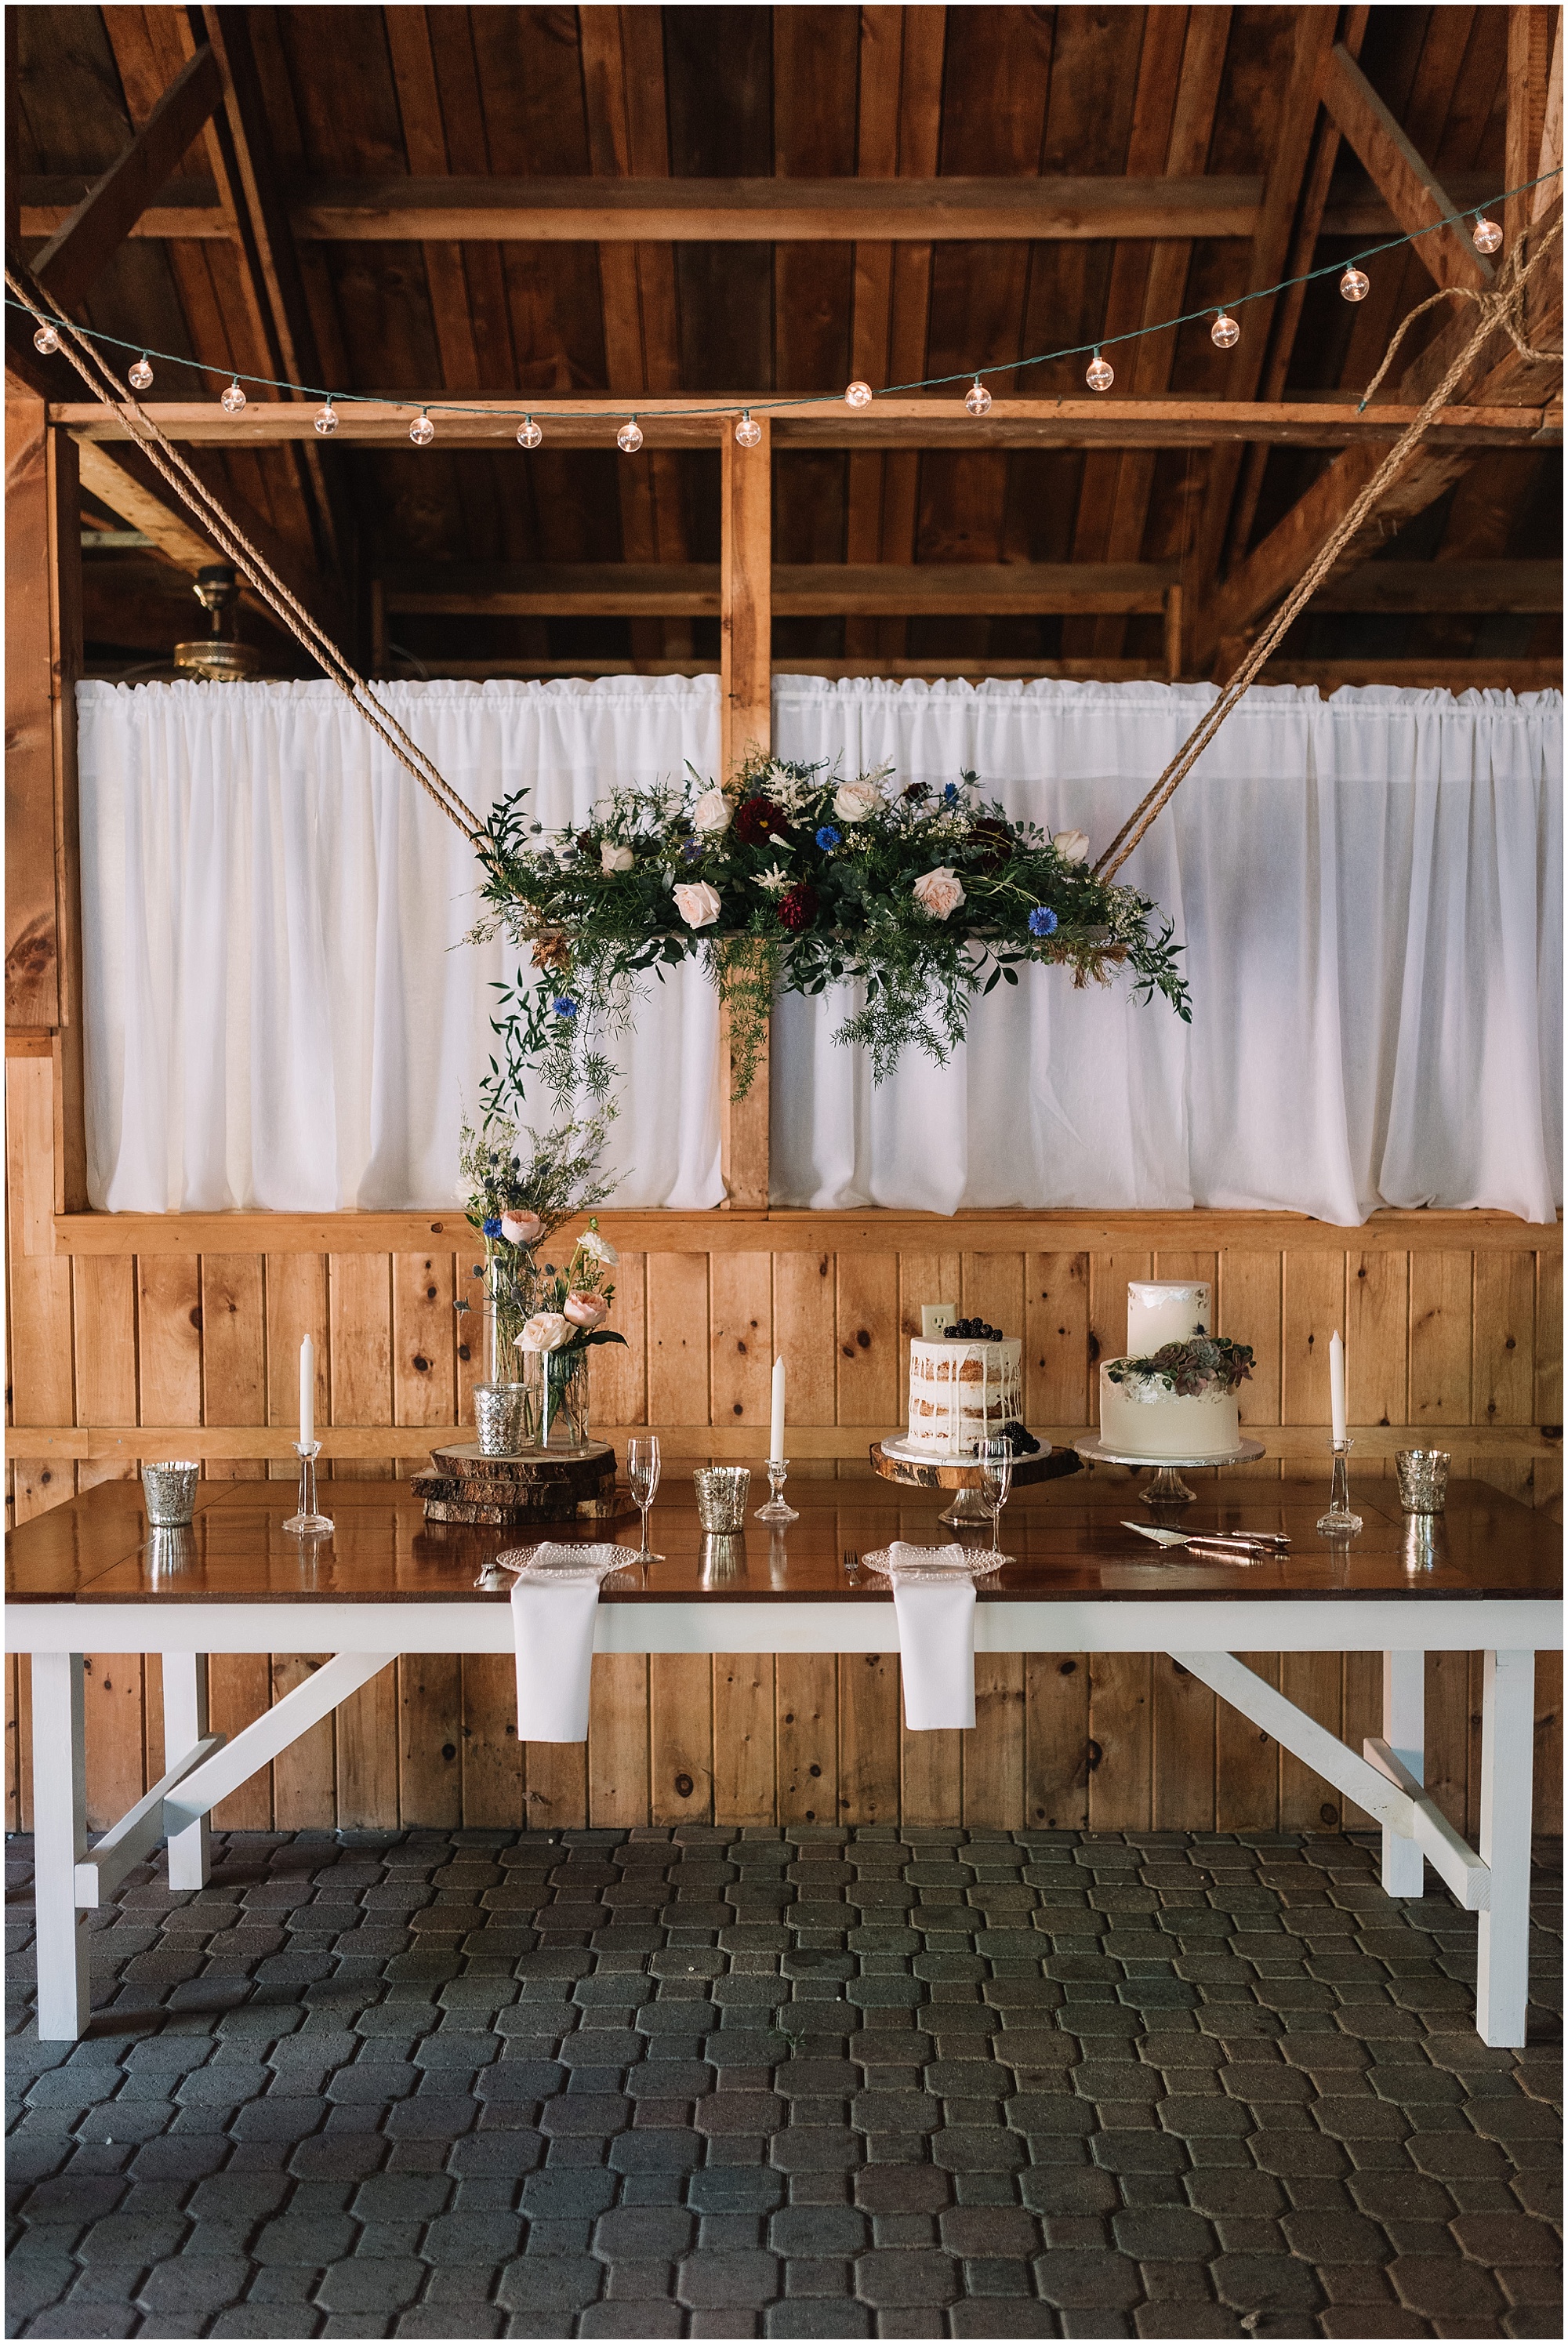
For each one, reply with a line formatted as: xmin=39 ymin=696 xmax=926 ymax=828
xmin=1105 ymin=1335 xmax=1255 ymax=1398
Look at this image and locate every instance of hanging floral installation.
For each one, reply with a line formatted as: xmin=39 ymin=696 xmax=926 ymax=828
xmin=470 ymin=753 xmax=1191 ymax=1104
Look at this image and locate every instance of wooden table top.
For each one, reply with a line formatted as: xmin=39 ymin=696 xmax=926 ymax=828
xmin=5 ymin=1470 xmax=1561 ymax=1609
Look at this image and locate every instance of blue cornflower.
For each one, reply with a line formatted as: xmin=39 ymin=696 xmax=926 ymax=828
xmin=943 ymin=782 xmax=959 ymax=802
xmin=553 ymin=996 xmax=579 ymax=1018
xmin=1029 ymin=905 xmax=1058 ymax=938
xmin=815 ymin=825 xmax=841 ymax=851
xmin=481 ymin=1215 xmax=503 ymax=1238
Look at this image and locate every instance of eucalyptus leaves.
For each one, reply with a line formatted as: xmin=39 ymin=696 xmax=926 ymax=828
xmin=472 ymin=753 xmax=1189 ymax=1103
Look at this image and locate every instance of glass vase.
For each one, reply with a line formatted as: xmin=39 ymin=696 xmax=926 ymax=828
xmin=481 ymin=1246 xmax=537 ymax=1384
xmin=539 ymin=1348 xmax=590 ymax=1450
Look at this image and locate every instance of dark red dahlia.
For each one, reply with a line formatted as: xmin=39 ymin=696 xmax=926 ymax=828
xmin=777 ymin=882 xmax=818 ymax=932
xmin=902 ymin=782 xmax=931 ymax=804
xmin=735 ymin=794 xmax=788 ymax=844
xmin=967 ymin=815 xmax=1017 ymax=871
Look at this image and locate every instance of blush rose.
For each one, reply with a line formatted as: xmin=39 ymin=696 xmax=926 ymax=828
xmin=912 ymin=866 xmax=966 ymax=920
xmin=673 ymin=880 xmax=722 ymax=928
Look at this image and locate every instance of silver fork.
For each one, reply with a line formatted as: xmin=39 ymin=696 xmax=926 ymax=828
xmin=843 ymin=1548 xmax=860 ymax=1580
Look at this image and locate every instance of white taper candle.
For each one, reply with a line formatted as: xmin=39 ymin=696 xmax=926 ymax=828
xmin=769 ymin=1357 xmax=786 ymax=1464
xmin=1329 ymin=1330 xmax=1346 ymax=1446
xmin=299 ymin=1334 xmax=314 ymax=1450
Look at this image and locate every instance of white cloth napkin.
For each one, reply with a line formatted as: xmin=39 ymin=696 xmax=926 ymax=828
xmin=510 ymin=1545 xmax=609 ymax=1743
xmin=888 ymin=1543 xmax=977 ymax=1732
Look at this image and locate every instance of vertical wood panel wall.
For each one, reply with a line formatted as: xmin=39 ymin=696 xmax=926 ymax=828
xmin=7 ymin=1043 xmax=1562 ymax=1844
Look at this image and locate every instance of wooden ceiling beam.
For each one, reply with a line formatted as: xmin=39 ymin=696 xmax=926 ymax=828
xmin=54 ymin=395 xmax=1559 ymax=449
xmin=27 ymin=44 xmax=223 ymax=310
xmin=1321 ymin=42 xmax=1493 ymax=292
xmin=1506 ymin=8 xmax=1557 ymax=254
xmin=375 ymin=654 xmax=1562 ymax=692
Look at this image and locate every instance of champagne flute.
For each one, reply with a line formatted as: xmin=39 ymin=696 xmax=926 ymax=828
xmin=978 ymin=1437 xmax=1014 ymax=1558
xmin=627 ymin=1435 xmax=663 ymax=1564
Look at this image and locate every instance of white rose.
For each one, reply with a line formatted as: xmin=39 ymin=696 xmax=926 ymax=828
xmin=691 ymin=789 xmax=731 ymax=834
xmin=673 ymin=880 xmax=722 ymax=928
xmin=1052 ymin=829 xmax=1091 ymax=865
xmin=833 ymin=778 xmax=883 ymax=823
xmin=518 ymin=1312 xmax=572 ymax=1353
xmin=601 ymin=840 xmax=634 ymax=873
xmin=912 ymin=865 xmax=966 ymax=920
xmin=577 ymin=1228 xmax=619 ymax=1266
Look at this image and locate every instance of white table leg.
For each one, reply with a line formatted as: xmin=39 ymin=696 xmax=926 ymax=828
xmin=1381 ymin=1649 xmax=1425 ymax=1896
xmin=162 ymin=1653 xmax=211 ymax=1892
xmin=31 ymin=1653 xmax=91 ymax=2041
xmin=1476 ymin=1649 xmax=1535 ymax=2049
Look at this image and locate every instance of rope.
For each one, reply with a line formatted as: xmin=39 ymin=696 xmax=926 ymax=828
xmin=6 ymin=262 xmax=482 ymax=844
xmin=1093 ymin=216 xmax=1563 ymax=883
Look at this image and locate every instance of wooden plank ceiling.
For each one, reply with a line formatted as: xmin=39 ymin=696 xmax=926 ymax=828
xmin=9 ymin=2 xmax=1563 ymax=685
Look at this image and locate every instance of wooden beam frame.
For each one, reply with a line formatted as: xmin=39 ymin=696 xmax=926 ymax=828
xmin=718 ymin=416 xmax=771 ymax=1210
xmin=27 ymin=44 xmax=223 ymax=310
xmin=1321 ymin=43 xmax=1492 ymax=295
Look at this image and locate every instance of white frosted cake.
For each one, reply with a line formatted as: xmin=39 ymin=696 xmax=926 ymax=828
xmin=1097 ymin=1281 xmax=1251 ymax=1460
xmin=906 ymin=1309 xmax=1023 ymax=1458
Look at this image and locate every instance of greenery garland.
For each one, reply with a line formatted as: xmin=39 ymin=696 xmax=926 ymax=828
xmin=470 ymin=753 xmax=1190 ymax=1103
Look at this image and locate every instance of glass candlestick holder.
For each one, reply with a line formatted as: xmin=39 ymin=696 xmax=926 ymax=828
xmin=754 ymin=1459 xmax=798 ymax=1523
xmin=283 ymin=1441 xmax=333 ymax=1537
xmin=1316 ymin=1439 xmax=1362 ymax=1538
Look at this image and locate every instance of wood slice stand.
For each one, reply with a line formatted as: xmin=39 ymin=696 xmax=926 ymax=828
xmin=412 ymin=1441 xmax=629 ymax=1527
xmin=869 ymin=1438 xmax=1081 ymax=1529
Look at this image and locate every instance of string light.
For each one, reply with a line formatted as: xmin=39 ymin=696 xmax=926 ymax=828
xmin=735 ymin=410 xmax=761 ymax=446
xmin=314 ymin=397 xmax=338 ymax=435
xmin=616 ymin=416 xmax=643 ymax=452
xmin=1339 ymin=265 xmax=1370 ymax=303
xmin=32 ymin=321 xmax=59 ymax=354
xmin=844 ymin=379 xmax=873 ymax=408
xmin=409 ymin=408 xmax=434 ymax=445
xmin=220 ymin=377 xmax=247 ymax=413
xmin=1085 ymin=350 xmax=1113 ymax=393
xmin=517 ymin=415 xmax=542 ymax=448
xmin=1472 ymin=216 xmax=1502 ymax=254
xmin=128 ymin=354 xmax=154 ymax=390
xmin=964 ymin=378 xmax=993 ymax=415
xmin=1210 ymin=311 xmax=1240 ymax=350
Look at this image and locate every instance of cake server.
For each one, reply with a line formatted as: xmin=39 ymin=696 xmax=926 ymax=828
xmin=1122 ymin=1521 xmax=1288 ymax=1555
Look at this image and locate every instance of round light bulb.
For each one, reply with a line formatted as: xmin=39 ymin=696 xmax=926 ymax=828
xmin=1472 ymin=215 xmax=1502 ymax=255
xmin=32 ymin=321 xmax=60 ymax=355
xmin=844 ymin=379 xmax=873 ymax=409
xmin=314 ymin=397 xmax=338 ymax=436
xmin=735 ymin=410 xmax=761 ymax=447
xmin=1210 ymin=311 xmax=1240 ymax=350
xmin=965 ymin=378 xmax=993 ymax=416
xmin=128 ymin=354 xmax=154 ymax=390
xmin=1339 ymin=265 xmax=1370 ymax=303
xmin=517 ymin=415 xmax=542 ymax=449
xmin=1085 ymin=350 xmax=1114 ymax=394
xmin=220 ymin=379 xmax=247 ymax=414
xmin=409 ymin=410 xmax=434 ymax=447
xmin=616 ymin=417 xmax=643 ymax=452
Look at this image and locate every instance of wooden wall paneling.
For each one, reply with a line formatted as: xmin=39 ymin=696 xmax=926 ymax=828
xmin=1534 ymin=1652 xmax=1562 ymax=1833
xmin=1425 ymin=1649 xmax=1472 ymax=1834
xmin=336 ymin=1659 xmax=399 ymax=1831
xmin=7 ymin=1058 xmax=75 ymax=1514
xmin=5 ymin=1656 xmax=19 ymax=1832
xmin=1025 ymin=1254 xmax=1091 ymax=1428
xmin=262 ymin=1251 xmax=329 ymax=1820
xmin=838 ymin=1652 xmax=900 ymax=1824
xmin=399 ymin=1655 xmax=463 ymax=1830
xmin=773 ymin=1251 xmax=837 ymax=1431
xmin=270 ymin=1655 xmax=332 ymax=1831
xmin=1536 ymin=1246 xmax=1563 ymax=1429
xmin=463 ymin=1654 xmax=523 ymax=1828
xmin=964 ymin=1656 xmax=1026 ymax=1830
xmin=1281 ymin=1251 xmax=1346 ymax=1428
xmin=1346 ymin=1246 xmax=1410 ymax=1431
xmin=1087 ymin=1655 xmax=1153 ymax=1831
xmin=392 ymin=1247 xmax=459 ymax=1818
xmin=71 ymin=1250 xmax=142 ymax=1822
xmin=266 ymin=1252 xmax=328 ymax=1472
xmin=1278 ymin=1653 xmax=1346 ymax=1832
xmin=709 ymin=1252 xmax=772 ymax=1439
xmin=902 ymin=1710 xmax=964 ymax=1831
xmin=591 ymin=1250 xmax=647 ymax=1429
xmin=646 ymin=1252 xmax=711 ymax=1429
xmin=1152 ymin=1656 xmax=1215 ymax=1833
xmin=960 ymin=1252 xmax=1027 ymax=1366
xmin=526 ymin=1736 xmax=588 ymax=1834
xmin=328 ymin=1254 xmax=397 ymax=1821
xmin=1221 ymin=1248 xmax=1284 ymax=1429
xmin=1473 ymin=1250 xmax=1537 ymax=1430
xmin=455 ymin=1245 xmax=489 ymax=1433
xmin=1215 ymin=1654 xmax=1280 ymax=1832
xmin=713 ymin=1653 xmax=776 ymax=1824
xmin=837 ymin=1252 xmax=899 ymax=1426
xmin=81 ymin=1648 xmax=144 ymax=1836
xmin=651 ymin=1654 xmax=714 ymax=1824
xmin=1024 ymin=1655 xmax=1091 ymax=1831
xmin=1409 ymin=1250 xmax=1474 ymax=1427
xmin=777 ymin=1654 xmax=837 ymax=1824
xmin=1340 ymin=1650 xmax=1382 ymax=1831
xmin=898 ymin=1249 xmax=964 ymax=1421
xmin=393 ymin=1246 xmax=456 ymax=1472
xmin=1088 ymin=1250 xmax=1154 ymax=1421
xmin=201 ymin=1255 xmax=267 ymax=1480
xmin=587 ymin=1656 xmax=648 ymax=1827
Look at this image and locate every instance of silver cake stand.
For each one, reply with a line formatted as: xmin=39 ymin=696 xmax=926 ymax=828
xmin=1073 ymin=1434 xmax=1266 ymax=1507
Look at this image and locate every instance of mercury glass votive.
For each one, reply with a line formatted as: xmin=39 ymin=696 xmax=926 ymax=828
xmin=142 ymin=1460 xmax=198 ymax=1527
xmin=699 ymin=1533 xmax=746 ymax=1584
xmin=474 ymin=1382 xmax=529 ymax=1457
xmin=1396 ymin=1449 xmax=1450 ymax=1514
xmin=694 ymin=1466 xmax=751 ymax=1534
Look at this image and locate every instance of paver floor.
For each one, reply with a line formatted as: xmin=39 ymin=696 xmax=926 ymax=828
xmin=5 ymin=1827 xmax=1561 ymax=2341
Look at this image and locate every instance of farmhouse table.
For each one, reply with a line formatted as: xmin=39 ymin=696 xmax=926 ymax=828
xmin=6 ymin=1469 xmax=1560 ymax=2049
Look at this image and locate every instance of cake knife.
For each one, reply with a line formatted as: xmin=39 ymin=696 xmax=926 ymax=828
xmin=1122 ymin=1521 xmax=1289 ymax=1555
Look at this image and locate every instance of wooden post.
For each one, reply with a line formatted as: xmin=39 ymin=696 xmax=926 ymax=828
xmin=720 ymin=415 xmax=771 ymax=1209
xmin=1163 ymin=583 xmax=1183 ymax=683
xmin=1506 ymin=7 xmax=1555 ymax=256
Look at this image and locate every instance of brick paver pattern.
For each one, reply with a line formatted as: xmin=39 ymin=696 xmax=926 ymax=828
xmin=5 ymin=1826 xmax=1561 ymax=2341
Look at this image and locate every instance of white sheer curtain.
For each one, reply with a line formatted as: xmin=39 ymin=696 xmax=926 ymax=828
xmin=78 ymin=677 xmax=725 ymax=1211
xmin=771 ymin=678 xmax=1562 ymax=1225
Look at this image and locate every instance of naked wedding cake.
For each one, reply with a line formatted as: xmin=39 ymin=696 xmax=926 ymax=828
xmin=1098 ymin=1281 xmax=1254 ymax=1460
xmin=906 ymin=1310 xmax=1024 ymax=1458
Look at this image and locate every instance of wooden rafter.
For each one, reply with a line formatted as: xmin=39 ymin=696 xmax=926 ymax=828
xmin=1322 ymin=42 xmax=1493 ymax=292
